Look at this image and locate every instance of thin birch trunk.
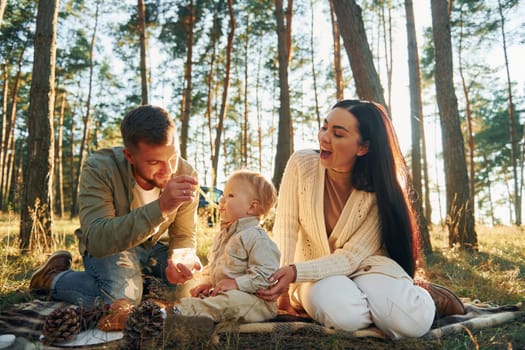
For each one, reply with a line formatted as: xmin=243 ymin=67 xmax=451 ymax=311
xmin=138 ymin=0 xmax=148 ymax=104
xmin=329 ymin=0 xmax=344 ymax=101
xmin=179 ymin=0 xmax=194 ymax=160
xmin=498 ymin=0 xmax=521 ymax=225
xmin=211 ymin=0 xmax=235 ymax=187
xmin=71 ymin=1 xmax=98 ymax=217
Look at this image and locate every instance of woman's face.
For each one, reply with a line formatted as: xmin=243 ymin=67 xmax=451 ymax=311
xmin=317 ymin=107 xmax=369 ymax=173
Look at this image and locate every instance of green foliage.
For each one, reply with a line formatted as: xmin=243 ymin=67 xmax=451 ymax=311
xmin=56 ymin=31 xmax=91 ymax=75
xmin=469 ymin=88 xmax=524 ymax=223
xmin=0 ymin=0 xmax=36 ymax=51
xmin=1 ymin=0 xmax=523 ymax=224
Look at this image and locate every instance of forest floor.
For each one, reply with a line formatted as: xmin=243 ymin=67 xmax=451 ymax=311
xmin=0 ymin=212 xmax=524 ymax=349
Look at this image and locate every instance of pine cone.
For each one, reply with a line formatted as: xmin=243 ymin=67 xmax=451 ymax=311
xmin=78 ymin=299 xmax=107 ymax=331
xmin=42 ymin=307 xmax=81 ymax=345
xmin=122 ymin=300 xmax=165 ymax=349
xmin=143 ymin=276 xmax=166 ymax=301
xmin=143 ymin=275 xmax=178 ymax=302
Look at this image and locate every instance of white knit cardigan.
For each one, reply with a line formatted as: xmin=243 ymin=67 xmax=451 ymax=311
xmin=273 ymin=149 xmax=409 ymax=284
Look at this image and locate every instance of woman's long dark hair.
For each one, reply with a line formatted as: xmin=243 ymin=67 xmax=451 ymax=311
xmin=332 ymin=99 xmax=420 ymax=277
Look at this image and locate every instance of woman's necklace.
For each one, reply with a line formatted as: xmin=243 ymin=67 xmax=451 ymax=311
xmin=329 ymin=168 xmax=351 ymax=174
xmin=326 ymin=169 xmax=353 ymax=196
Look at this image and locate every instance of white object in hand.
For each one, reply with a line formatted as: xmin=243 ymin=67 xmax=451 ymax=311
xmin=171 ymin=248 xmax=197 ymax=271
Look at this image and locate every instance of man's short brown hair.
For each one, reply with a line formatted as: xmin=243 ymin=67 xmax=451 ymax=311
xmin=120 ymin=105 xmax=176 ymax=150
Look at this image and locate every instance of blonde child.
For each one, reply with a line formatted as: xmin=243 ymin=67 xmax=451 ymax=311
xmin=166 ymin=169 xmax=280 ymax=323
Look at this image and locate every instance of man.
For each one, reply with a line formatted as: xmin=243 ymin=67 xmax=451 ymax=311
xmin=30 ymin=105 xmax=200 ymax=308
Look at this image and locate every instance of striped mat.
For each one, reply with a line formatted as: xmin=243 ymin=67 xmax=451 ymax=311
xmin=0 ymin=299 xmax=522 ymax=348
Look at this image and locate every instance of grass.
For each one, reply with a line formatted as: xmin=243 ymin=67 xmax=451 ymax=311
xmin=0 ymin=212 xmax=524 ymax=349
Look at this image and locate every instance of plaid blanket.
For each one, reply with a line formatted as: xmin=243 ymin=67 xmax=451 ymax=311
xmin=0 ymin=299 xmax=522 ymax=348
xmin=0 ymin=300 xmax=71 ymax=341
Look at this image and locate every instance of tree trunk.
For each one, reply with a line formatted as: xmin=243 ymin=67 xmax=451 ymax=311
xmin=309 ymin=0 xmax=320 ymax=128
xmin=422 ymin=128 xmax=431 ymax=225
xmin=242 ymin=13 xmax=249 ymax=167
xmin=1 ymin=49 xmax=24 ymax=210
xmin=71 ymin=2 xmax=98 ymax=217
xmin=329 ymin=0 xmax=344 ymax=101
xmin=179 ymin=0 xmax=194 ymax=160
xmin=138 ymin=0 xmax=148 ymax=104
xmin=256 ymin=42 xmax=263 ymax=173
xmin=498 ymin=0 xmax=521 ymax=226
xmin=4 ymin=77 xmax=20 ymax=209
xmin=380 ymin=1 xmax=393 ymax=110
xmin=19 ymin=0 xmax=59 ymax=251
xmin=457 ymin=10 xmax=475 ymax=223
xmin=0 ymin=67 xmax=9 ymax=210
xmin=3 ymin=138 xmax=15 ymax=210
xmin=12 ymin=141 xmax=23 ymax=211
xmin=211 ymin=0 xmax=235 ymax=186
xmin=0 ymin=0 xmax=6 ymax=25
xmin=69 ymin=105 xmax=76 ymax=216
xmin=0 ymin=65 xmax=7 ymax=209
xmin=205 ymin=4 xmax=218 ymax=183
xmin=285 ymin=0 xmax=293 ymax=64
xmin=332 ymin=0 xmax=386 ymax=107
xmin=431 ymin=0 xmax=477 ymax=251
xmin=55 ymin=91 xmax=66 ymax=217
xmin=272 ymin=0 xmax=293 ymax=190
xmin=404 ymin=0 xmax=431 ymax=255
xmin=482 ymin=154 xmax=496 ymax=226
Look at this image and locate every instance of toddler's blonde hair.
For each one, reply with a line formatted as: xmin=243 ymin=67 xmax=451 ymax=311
xmin=227 ymin=170 xmax=277 ymax=219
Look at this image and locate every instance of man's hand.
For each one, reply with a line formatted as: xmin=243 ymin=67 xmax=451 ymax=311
xmin=171 ymin=248 xmax=202 ymax=273
xmin=159 ymin=175 xmax=198 ymax=216
xmin=165 ymin=258 xmax=195 ymax=284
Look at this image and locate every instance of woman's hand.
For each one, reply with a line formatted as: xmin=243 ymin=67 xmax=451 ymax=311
xmin=257 ymin=265 xmax=296 ymax=301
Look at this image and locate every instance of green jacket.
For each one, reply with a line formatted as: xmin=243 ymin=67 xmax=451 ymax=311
xmin=76 ymin=147 xmax=198 ymax=258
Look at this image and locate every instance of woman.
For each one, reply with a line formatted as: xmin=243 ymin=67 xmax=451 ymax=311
xmin=257 ymin=100 xmax=462 ymax=338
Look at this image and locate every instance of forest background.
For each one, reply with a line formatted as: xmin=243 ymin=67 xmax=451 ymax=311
xmin=0 ymin=0 xmax=524 ymax=253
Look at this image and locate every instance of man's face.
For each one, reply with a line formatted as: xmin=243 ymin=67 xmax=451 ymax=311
xmin=123 ymin=129 xmax=179 ymax=190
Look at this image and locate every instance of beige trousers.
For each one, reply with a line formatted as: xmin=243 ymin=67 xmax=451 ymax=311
xmin=178 ymin=289 xmax=277 ymax=323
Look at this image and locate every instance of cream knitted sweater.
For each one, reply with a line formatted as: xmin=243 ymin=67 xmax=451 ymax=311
xmin=274 ymin=149 xmax=402 ymax=283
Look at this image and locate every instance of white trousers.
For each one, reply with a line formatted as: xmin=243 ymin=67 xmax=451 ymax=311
xmin=291 ymin=274 xmax=436 ymax=339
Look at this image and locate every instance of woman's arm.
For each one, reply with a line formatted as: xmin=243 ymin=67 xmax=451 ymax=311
xmin=272 ymin=152 xmax=302 ymax=266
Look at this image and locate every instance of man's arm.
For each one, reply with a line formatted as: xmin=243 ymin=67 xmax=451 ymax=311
xmin=78 ymin=155 xmax=167 ymax=257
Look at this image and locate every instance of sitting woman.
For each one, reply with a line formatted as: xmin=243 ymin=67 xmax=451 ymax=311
xmin=257 ymin=99 xmax=464 ymax=338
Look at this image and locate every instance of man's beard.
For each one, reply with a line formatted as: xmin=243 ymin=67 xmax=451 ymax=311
xmin=132 ymin=166 xmax=169 ymax=189
xmin=146 ymin=175 xmax=170 ymax=189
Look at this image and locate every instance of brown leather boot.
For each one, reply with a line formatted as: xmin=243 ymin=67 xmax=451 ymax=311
xmin=30 ymin=250 xmax=72 ymax=295
xmin=417 ymin=281 xmax=466 ymax=318
xmin=97 ymin=298 xmax=136 ymax=331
